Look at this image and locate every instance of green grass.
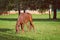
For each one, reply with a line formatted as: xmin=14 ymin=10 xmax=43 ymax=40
xmin=0 ymin=13 xmax=60 ymax=40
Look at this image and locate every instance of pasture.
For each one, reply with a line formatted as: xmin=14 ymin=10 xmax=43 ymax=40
xmin=0 ymin=12 xmax=60 ymax=40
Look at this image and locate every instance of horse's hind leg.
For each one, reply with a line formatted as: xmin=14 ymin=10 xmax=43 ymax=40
xmin=29 ymin=16 xmax=35 ymax=31
xmin=30 ymin=22 xmax=35 ymax=31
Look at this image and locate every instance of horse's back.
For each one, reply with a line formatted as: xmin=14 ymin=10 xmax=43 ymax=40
xmin=20 ymin=13 xmax=32 ymax=19
xmin=19 ymin=13 xmax=32 ymax=23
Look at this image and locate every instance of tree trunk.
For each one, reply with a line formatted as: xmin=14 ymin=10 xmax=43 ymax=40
xmin=24 ymin=9 xmax=25 ymax=13
xmin=49 ymin=10 xmax=51 ymax=19
xmin=53 ymin=8 xmax=57 ymax=20
xmin=18 ymin=8 xmax=20 ymax=15
xmin=18 ymin=3 xmax=20 ymax=16
xmin=53 ymin=1 xmax=57 ymax=20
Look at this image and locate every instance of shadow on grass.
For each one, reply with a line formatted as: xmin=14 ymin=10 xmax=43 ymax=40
xmin=0 ymin=28 xmax=13 ymax=32
xmin=33 ymin=18 xmax=60 ymax=22
xmin=0 ymin=33 xmax=34 ymax=40
xmin=0 ymin=18 xmax=60 ymax=22
xmin=0 ymin=18 xmax=17 ymax=21
xmin=0 ymin=28 xmax=34 ymax=40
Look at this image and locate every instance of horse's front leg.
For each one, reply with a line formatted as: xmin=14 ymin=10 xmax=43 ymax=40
xmin=16 ymin=25 xmax=20 ymax=33
xmin=16 ymin=21 xmax=20 ymax=33
xmin=21 ymin=24 xmax=24 ymax=33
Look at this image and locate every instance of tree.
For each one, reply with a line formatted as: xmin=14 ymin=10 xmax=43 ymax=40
xmin=0 ymin=0 xmax=9 ymax=12
xmin=0 ymin=0 xmax=16 ymax=12
xmin=0 ymin=0 xmax=60 ymax=20
xmin=53 ymin=0 xmax=60 ymax=20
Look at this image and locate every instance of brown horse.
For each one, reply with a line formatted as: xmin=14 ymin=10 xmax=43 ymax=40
xmin=16 ymin=13 xmax=34 ymax=33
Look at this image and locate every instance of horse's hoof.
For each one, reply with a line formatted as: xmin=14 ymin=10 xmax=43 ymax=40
xmin=15 ymin=31 xmax=19 ymax=34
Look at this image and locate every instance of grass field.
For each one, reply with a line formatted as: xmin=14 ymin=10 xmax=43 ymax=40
xmin=0 ymin=13 xmax=60 ymax=40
